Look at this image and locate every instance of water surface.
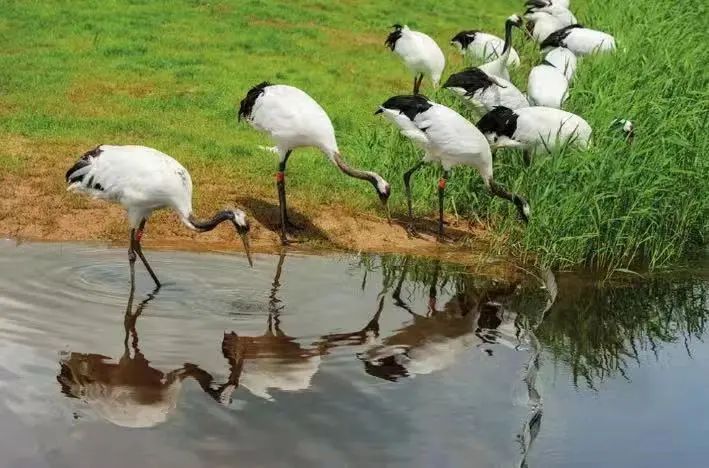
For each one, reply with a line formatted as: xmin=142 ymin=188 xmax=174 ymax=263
xmin=0 ymin=240 xmax=706 ymax=468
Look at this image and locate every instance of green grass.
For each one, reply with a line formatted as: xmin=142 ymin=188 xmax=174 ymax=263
xmin=1 ymin=0 xmax=707 ymax=270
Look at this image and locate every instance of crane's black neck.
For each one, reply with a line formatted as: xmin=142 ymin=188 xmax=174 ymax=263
xmin=502 ymin=19 xmax=515 ymax=55
xmin=332 ymin=152 xmax=377 ymax=187
xmin=188 ymin=211 xmax=233 ymax=232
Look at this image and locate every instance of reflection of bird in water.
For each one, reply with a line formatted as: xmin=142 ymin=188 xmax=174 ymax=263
xmin=57 ymin=288 xmax=199 ymax=428
xmin=359 ymin=259 xmax=519 ymax=381
xmin=192 ymin=254 xmax=322 ymax=403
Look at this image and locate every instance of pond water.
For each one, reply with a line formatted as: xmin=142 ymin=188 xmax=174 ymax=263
xmin=0 ymin=240 xmax=706 ymax=468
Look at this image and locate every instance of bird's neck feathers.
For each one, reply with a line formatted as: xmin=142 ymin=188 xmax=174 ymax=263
xmin=331 ymin=152 xmax=386 ymax=191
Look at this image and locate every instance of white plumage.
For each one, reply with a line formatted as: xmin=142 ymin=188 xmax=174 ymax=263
xmin=544 ymin=46 xmax=578 ymax=82
xmin=477 ymin=106 xmax=592 ymax=156
xmin=386 ymin=25 xmax=445 ymax=94
xmin=239 ymin=82 xmax=391 ymax=243
xmin=450 ymin=30 xmax=521 ymax=68
xmin=478 ymin=15 xmax=524 ymax=81
xmin=444 ymin=67 xmax=529 ymax=112
xmin=375 ymin=95 xmax=530 ymax=235
xmin=541 ymin=24 xmax=616 ymax=56
xmin=525 ymin=0 xmax=577 ymax=26
xmin=527 ymin=62 xmax=569 ymax=109
xmin=65 ymin=145 xmax=252 ymax=285
xmin=524 ymin=11 xmax=567 ymax=43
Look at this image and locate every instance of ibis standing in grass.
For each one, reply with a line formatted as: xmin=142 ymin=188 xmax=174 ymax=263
xmin=375 ymin=95 xmax=530 ymax=237
xmin=66 ymin=145 xmax=253 ymax=288
xmin=478 ymin=15 xmax=525 ymax=81
xmin=385 ymin=24 xmax=445 ymax=95
xmin=476 ymin=106 xmax=592 ymax=165
xmin=540 ymin=24 xmax=616 ymax=56
xmin=238 ymin=82 xmax=391 ymax=244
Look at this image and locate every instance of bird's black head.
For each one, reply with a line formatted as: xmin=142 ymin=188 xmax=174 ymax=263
xmin=375 ymin=94 xmax=433 ymax=121
xmin=226 ymin=208 xmax=253 ymax=266
xmin=477 ymin=106 xmax=519 ymax=146
xmin=450 ymin=30 xmax=478 ymax=50
xmin=443 ymin=68 xmax=496 ymax=96
xmin=361 ymin=354 xmax=409 ymax=382
xmin=385 ymin=26 xmax=404 ymax=50
xmin=238 ymin=81 xmax=271 ymax=122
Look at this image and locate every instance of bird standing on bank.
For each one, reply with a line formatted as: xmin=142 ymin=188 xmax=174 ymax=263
xmin=478 ymin=15 xmax=524 ymax=81
xmin=375 ymin=95 xmax=530 ymax=238
xmin=65 ymin=145 xmax=253 ymax=288
xmin=386 ymin=24 xmax=446 ymax=95
xmin=238 ymin=82 xmax=391 ymax=244
xmin=477 ymin=106 xmax=592 ymax=165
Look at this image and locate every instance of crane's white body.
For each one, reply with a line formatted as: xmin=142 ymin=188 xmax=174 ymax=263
xmin=390 ymin=26 xmax=445 ymax=87
xmin=66 ymin=145 xmax=198 ymax=229
xmin=479 ymin=56 xmax=512 ymax=81
xmin=247 ymin=85 xmax=339 ymax=159
xmin=525 ymin=12 xmax=566 ymax=43
xmin=453 ymin=32 xmax=521 ymax=68
xmin=545 ymin=47 xmax=577 ymax=82
xmin=531 ymin=4 xmax=577 ymax=26
xmin=491 ymin=107 xmax=592 ymax=152
xmin=527 ymin=64 xmax=569 ymax=109
xmin=239 ymin=356 xmax=321 ymax=401
xmin=554 ymin=27 xmax=616 ymax=55
xmin=447 ymin=76 xmax=529 ymax=112
xmin=379 ymin=100 xmax=493 ymax=176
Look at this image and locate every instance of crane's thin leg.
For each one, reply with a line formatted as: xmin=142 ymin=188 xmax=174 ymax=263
xmin=128 ymin=229 xmax=137 ymax=290
xmin=523 ymin=150 xmax=532 ymax=167
xmin=414 ymin=74 xmax=424 ymax=95
xmin=438 ymin=170 xmax=450 ymax=240
xmin=134 ymin=219 xmax=161 ymax=287
xmin=277 ymin=150 xmax=294 ymax=245
xmin=403 ymin=161 xmax=425 ymax=235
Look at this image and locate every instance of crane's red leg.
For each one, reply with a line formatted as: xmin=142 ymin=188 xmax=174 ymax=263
xmin=133 ymin=219 xmax=161 ymax=287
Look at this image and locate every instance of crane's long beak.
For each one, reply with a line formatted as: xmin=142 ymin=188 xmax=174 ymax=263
xmin=239 ymin=233 xmax=253 ymax=267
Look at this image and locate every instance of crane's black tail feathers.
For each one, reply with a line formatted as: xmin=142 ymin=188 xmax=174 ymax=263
xmin=66 ymin=145 xmax=102 ymax=184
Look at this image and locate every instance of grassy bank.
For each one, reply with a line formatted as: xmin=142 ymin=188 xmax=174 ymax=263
xmin=1 ymin=0 xmax=707 ymax=270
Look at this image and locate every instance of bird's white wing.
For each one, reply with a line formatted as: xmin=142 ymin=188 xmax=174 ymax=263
xmin=515 ymin=107 xmax=592 ymax=149
xmin=566 ymin=29 xmax=616 ymax=55
xmin=414 ymin=105 xmax=491 ymax=171
xmin=379 ymin=108 xmax=430 ymax=148
xmin=72 ymin=145 xmax=193 ymax=217
xmin=527 ymin=66 xmax=569 ymax=108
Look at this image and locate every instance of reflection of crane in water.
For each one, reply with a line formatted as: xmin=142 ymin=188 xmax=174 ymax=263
xmin=190 ymin=254 xmax=322 ymax=403
xmin=57 ymin=287 xmax=204 ymax=428
xmin=358 ymin=258 xmax=521 ymax=381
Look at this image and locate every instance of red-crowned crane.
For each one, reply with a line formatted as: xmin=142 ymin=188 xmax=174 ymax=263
xmin=238 ymin=82 xmax=391 ymax=244
xmin=386 ymin=24 xmax=446 ymax=95
xmin=375 ymin=95 xmax=530 ymax=237
xmin=65 ymin=145 xmax=253 ymax=288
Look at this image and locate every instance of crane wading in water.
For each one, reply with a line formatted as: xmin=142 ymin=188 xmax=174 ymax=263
xmin=65 ymin=145 xmax=253 ymax=288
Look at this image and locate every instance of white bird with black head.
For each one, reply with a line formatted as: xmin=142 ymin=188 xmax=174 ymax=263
xmin=540 ymin=24 xmax=616 ymax=56
xmin=385 ymin=24 xmax=446 ymax=95
xmin=478 ymin=15 xmax=525 ymax=81
xmin=65 ymin=145 xmax=253 ymax=288
xmin=238 ymin=82 xmax=391 ymax=244
xmin=375 ymin=95 xmax=530 ymax=237
xmin=443 ymin=67 xmax=529 ymax=113
xmin=450 ymin=29 xmax=521 ymax=68
xmin=527 ymin=56 xmax=570 ymax=109
xmin=524 ymin=0 xmax=577 ymax=27
xmin=477 ymin=106 xmax=592 ymax=165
